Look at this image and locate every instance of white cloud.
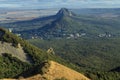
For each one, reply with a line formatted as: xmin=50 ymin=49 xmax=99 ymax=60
xmin=0 ymin=0 xmax=120 ymax=9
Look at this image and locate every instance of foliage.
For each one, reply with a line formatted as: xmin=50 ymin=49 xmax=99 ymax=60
xmin=29 ymin=37 xmax=120 ymax=80
xmin=86 ymin=71 xmax=120 ymax=80
xmin=0 ymin=53 xmax=30 ymax=78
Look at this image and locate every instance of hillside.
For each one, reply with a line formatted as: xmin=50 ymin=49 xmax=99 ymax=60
xmin=3 ymin=61 xmax=90 ymax=80
xmin=24 ymin=61 xmax=90 ymax=80
xmin=0 ymin=28 xmax=90 ymax=79
xmin=29 ymin=38 xmax=120 ymax=71
xmin=0 ymin=28 xmax=48 ymax=78
xmin=0 ymin=28 xmax=48 ymax=63
xmin=29 ymin=38 xmax=120 ymax=80
xmin=43 ymin=61 xmax=90 ymax=80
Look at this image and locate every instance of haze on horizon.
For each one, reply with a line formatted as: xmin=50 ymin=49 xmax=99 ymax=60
xmin=0 ymin=0 xmax=120 ymax=9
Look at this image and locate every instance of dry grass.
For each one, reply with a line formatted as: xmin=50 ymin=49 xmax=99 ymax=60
xmin=43 ymin=61 xmax=90 ymax=80
xmin=25 ymin=74 xmax=43 ymax=80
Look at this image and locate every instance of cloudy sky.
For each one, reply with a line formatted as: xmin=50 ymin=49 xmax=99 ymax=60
xmin=0 ymin=0 xmax=120 ymax=9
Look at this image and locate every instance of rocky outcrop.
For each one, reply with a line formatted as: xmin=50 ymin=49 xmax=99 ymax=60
xmin=0 ymin=41 xmax=30 ymax=63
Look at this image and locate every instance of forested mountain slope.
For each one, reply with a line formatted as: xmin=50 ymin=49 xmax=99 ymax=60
xmin=0 ymin=28 xmax=89 ymax=80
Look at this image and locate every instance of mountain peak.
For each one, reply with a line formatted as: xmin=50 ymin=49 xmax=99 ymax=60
xmin=56 ymin=8 xmax=74 ymax=17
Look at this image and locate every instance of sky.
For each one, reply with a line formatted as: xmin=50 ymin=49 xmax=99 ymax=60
xmin=0 ymin=0 xmax=120 ymax=9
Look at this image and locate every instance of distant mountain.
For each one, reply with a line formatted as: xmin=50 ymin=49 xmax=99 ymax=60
xmin=1 ymin=8 xmax=120 ymax=39
xmin=24 ymin=8 xmax=78 ymax=38
xmin=7 ymin=8 xmax=120 ymax=39
xmin=56 ymin=8 xmax=76 ymax=17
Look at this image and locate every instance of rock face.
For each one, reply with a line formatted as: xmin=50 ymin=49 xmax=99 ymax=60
xmin=47 ymin=47 xmax=55 ymax=55
xmin=56 ymin=8 xmax=74 ymax=17
xmin=0 ymin=41 xmax=29 ymax=62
